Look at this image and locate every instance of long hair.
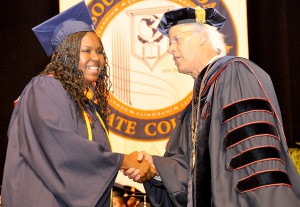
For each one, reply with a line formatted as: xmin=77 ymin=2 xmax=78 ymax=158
xmin=40 ymin=31 xmax=111 ymax=123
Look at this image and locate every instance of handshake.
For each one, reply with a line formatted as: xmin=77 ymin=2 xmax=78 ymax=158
xmin=120 ymin=151 xmax=156 ymax=183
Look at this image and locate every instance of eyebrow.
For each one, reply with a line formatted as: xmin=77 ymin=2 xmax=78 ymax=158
xmin=170 ymin=31 xmax=189 ymax=40
xmin=170 ymin=34 xmax=180 ymax=39
xmin=81 ymin=45 xmax=103 ymax=50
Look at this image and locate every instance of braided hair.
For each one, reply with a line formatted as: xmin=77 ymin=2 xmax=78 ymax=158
xmin=40 ymin=31 xmax=111 ymax=123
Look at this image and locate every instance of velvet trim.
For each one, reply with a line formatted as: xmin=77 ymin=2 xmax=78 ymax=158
xmin=236 ymin=170 xmax=292 ymax=193
xmin=222 ymin=98 xmax=273 ymax=123
xmin=223 ymin=122 xmax=279 ymax=149
xmin=229 ymin=146 xmax=283 ymax=170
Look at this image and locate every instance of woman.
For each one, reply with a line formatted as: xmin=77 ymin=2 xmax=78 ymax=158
xmin=1 ymin=2 xmax=155 ymax=207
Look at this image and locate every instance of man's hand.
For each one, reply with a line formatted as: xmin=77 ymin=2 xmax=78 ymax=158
xmin=120 ymin=151 xmax=156 ymax=182
xmin=122 ymin=151 xmax=157 ymax=183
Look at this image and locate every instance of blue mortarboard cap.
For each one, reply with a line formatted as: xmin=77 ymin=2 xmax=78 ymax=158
xmin=157 ymin=7 xmax=227 ymax=36
xmin=32 ymin=1 xmax=94 ymax=56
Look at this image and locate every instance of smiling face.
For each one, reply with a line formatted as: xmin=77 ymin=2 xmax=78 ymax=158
xmin=78 ymin=32 xmax=106 ymax=85
xmin=167 ymin=24 xmax=205 ymax=78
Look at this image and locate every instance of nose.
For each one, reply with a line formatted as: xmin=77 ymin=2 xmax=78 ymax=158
xmin=167 ymin=44 xmax=175 ymax=54
xmin=91 ymin=51 xmax=100 ymax=61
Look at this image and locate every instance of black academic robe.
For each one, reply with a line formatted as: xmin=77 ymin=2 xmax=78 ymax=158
xmin=144 ymin=56 xmax=300 ymax=207
xmin=2 ymin=75 xmax=123 ymax=207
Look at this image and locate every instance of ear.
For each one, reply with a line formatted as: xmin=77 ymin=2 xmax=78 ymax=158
xmin=199 ymin=31 xmax=208 ymax=45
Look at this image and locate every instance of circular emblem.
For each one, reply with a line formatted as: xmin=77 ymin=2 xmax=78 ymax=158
xmin=87 ymin=0 xmax=237 ymax=140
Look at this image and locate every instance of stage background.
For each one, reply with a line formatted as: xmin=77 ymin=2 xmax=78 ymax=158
xmin=0 ymin=0 xmax=299 ymax=190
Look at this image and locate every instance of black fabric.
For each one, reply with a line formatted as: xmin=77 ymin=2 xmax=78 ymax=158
xmin=156 ymin=7 xmax=227 ymax=36
xmin=193 ymin=71 xmax=212 ymax=207
xmin=144 ymin=102 xmax=191 ymax=207
xmin=1 ymin=76 xmax=122 ymax=206
xmin=223 ymin=122 xmax=279 ymax=149
xmin=222 ymin=98 xmax=273 ymax=123
xmin=144 ymin=56 xmax=300 ymax=206
xmin=193 ymin=56 xmax=235 ymax=207
xmin=229 ymin=146 xmax=282 ymax=170
xmin=236 ymin=170 xmax=291 ymax=193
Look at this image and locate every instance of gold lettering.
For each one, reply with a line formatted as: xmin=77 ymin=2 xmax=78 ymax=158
xmin=157 ymin=121 xmax=171 ymax=135
xmin=115 ymin=116 xmax=126 ymax=131
xmin=109 ymin=112 xmax=179 ymax=138
xmin=124 ymin=121 xmax=136 ymax=135
xmin=91 ymin=3 xmax=105 ymax=17
xmin=226 ymin=45 xmax=232 ymax=54
xmin=145 ymin=122 xmax=157 ymax=136
xmin=108 ymin=113 xmax=115 ymax=127
xmin=170 ymin=118 xmax=177 ymax=129
xmin=144 ymin=118 xmax=177 ymax=137
xmin=203 ymin=3 xmax=217 ymax=8
xmin=110 ymin=115 xmax=137 ymax=135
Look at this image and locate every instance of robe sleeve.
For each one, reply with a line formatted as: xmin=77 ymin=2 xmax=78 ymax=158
xmin=209 ymin=59 xmax=300 ymax=206
xmin=17 ymin=75 xmax=123 ymax=206
xmin=144 ymin=106 xmax=191 ymax=207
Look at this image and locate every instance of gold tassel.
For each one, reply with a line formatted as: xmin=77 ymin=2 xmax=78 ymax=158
xmin=84 ymin=88 xmax=94 ymax=100
xmin=195 ymin=6 xmax=206 ymax=24
xmin=84 ymin=87 xmax=98 ymax=104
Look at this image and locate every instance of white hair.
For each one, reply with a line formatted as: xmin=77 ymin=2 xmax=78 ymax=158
xmin=188 ymin=22 xmax=227 ymax=56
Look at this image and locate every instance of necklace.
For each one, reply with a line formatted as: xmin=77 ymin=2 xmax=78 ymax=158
xmin=190 ymin=60 xmax=216 ymax=174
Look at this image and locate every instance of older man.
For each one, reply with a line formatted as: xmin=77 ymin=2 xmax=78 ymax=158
xmin=125 ymin=6 xmax=300 ymax=207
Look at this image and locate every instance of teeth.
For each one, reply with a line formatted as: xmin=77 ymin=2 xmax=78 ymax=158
xmin=87 ymin=66 xmax=99 ymax=70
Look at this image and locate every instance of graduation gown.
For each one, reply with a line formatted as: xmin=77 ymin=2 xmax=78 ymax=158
xmin=144 ymin=56 xmax=300 ymax=207
xmin=2 ymin=75 xmax=123 ymax=207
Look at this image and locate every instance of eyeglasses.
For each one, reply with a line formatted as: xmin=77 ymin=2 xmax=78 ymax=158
xmin=169 ymin=30 xmax=200 ymax=46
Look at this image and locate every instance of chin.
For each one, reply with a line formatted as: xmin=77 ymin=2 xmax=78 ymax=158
xmin=85 ymin=76 xmax=99 ymax=83
xmin=177 ymin=67 xmax=185 ymax=74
